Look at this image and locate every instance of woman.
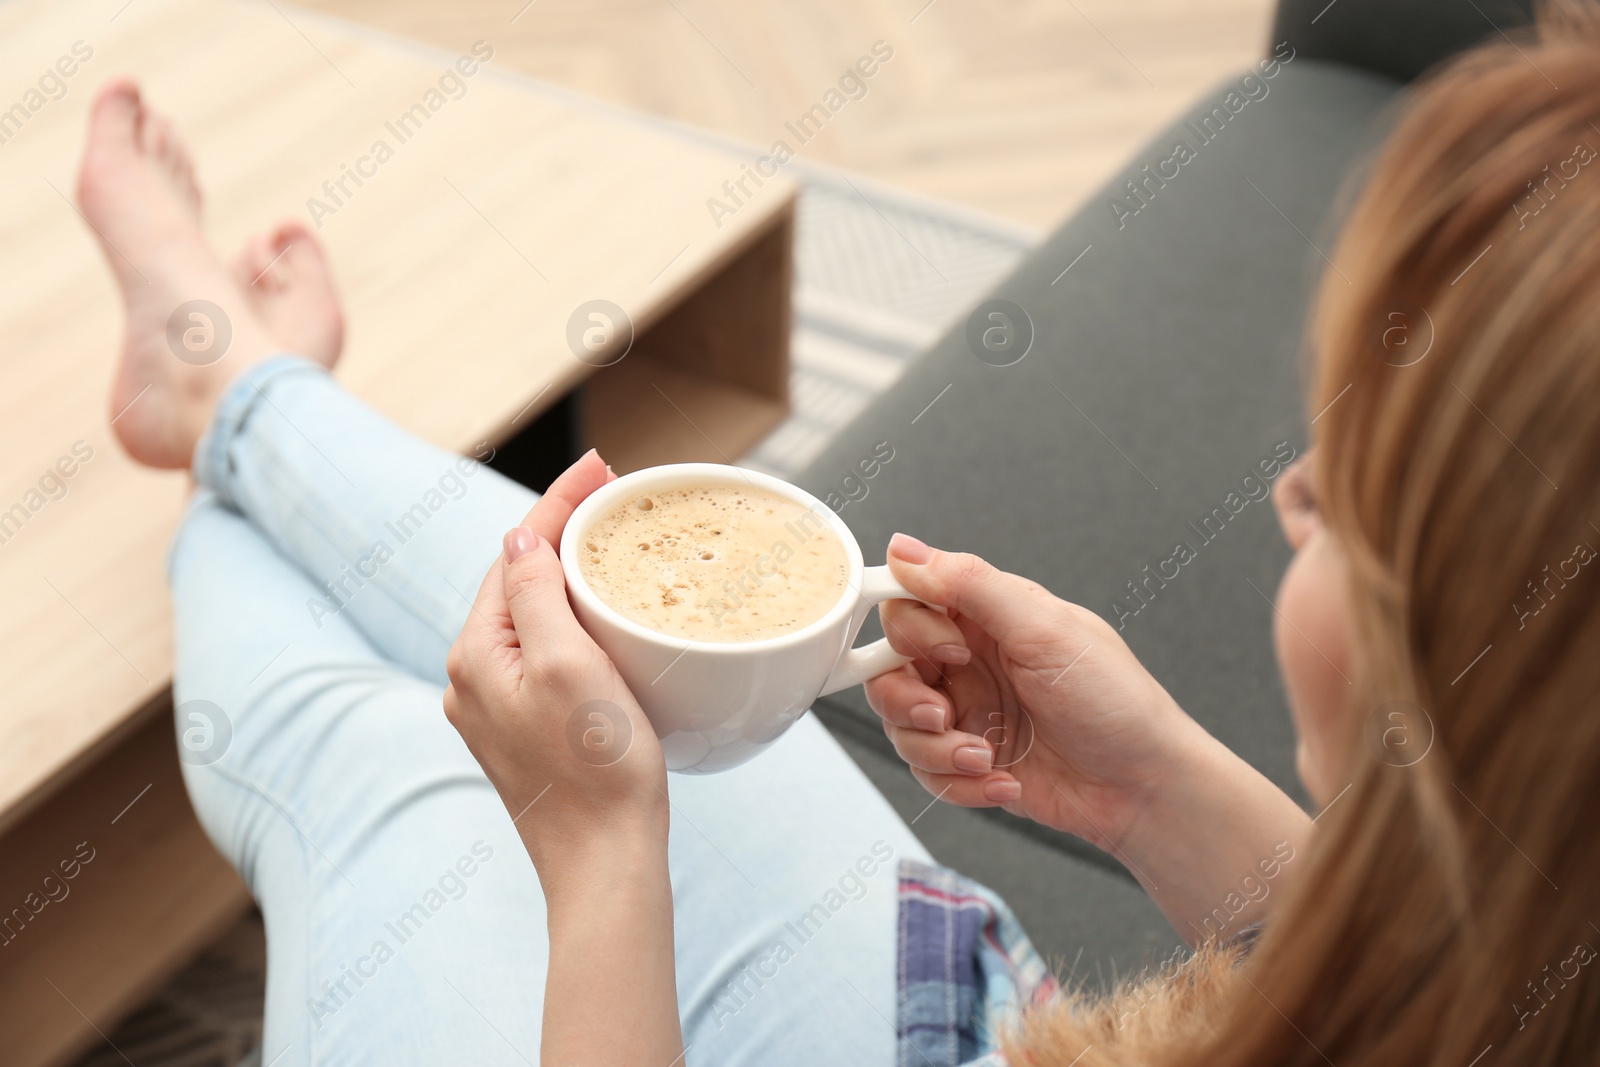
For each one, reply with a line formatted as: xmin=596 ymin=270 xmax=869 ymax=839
xmin=79 ymin=5 xmax=1597 ymax=1064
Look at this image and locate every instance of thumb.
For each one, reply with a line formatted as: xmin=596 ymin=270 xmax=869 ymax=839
xmin=501 ymin=526 xmax=591 ymax=665
xmin=885 ymin=533 xmax=1058 ymax=646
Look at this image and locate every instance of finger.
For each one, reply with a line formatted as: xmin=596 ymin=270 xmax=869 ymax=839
xmin=864 ymin=663 xmax=950 ymax=731
xmin=880 ymin=597 xmax=968 ymax=666
xmin=450 ymin=546 xmax=523 ymax=695
xmin=908 ymin=766 xmax=1024 ymax=808
xmin=501 ymin=526 xmax=595 ymax=672
xmin=459 ymin=449 xmax=613 ymax=646
xmin=885 ymin=533 xmax=1062 ymax=646
xmin=884 ymin=721 xmax=996 ymax=776
xmin=518 ymin=448 xmax=612 ymax=549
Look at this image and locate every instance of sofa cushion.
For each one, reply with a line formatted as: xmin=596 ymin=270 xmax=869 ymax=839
xmin=799 ymin=58 xmax=1401 ymax=974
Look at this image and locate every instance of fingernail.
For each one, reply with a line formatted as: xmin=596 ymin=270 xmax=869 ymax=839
xmin=909 ymin=703 xmax=945 ymax=731
xmin=889 ymin=532 xmax=933 ymax=564
xmin=984 ymin=779 xmax=1022 ymax=803
xmin=504 ymin=526 xmax=539 ymax=562
xmin=953 ymin=746 xmax=993 ymax=774
xmin=932 ymin=643 xmax=971 ymax=666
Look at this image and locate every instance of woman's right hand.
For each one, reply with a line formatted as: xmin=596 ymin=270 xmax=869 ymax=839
xmin=867 ymin=533 xmax=1312 ymax=942
xmin=867 ymin=534 xmax=1233 ymax=857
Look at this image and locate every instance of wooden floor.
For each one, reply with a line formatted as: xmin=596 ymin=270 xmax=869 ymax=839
xmin=299 ymin=0 xmax=1278 ymax=231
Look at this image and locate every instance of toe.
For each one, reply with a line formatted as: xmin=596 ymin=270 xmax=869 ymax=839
xmin=271 ymin=222 xmax=333 ymax=285
xmin=230 ymin=238 xmax=259 ymax=289
xmin=178 ymin=155 xmax=202 ymax=211
xmin=234 ymin=234 xmax=281 ymax=291
xmin=150 ymin=112 xmax=198 ymax=177
xmin=77 ymin=79 xmax=142 ymax=207
xmin=83 ymin=80 xmax=140 ymax=161
xmin=89 ymin=78 xmax=141 ymax=137
xmin=272 ymin=221 xmax=315 ymax=252
xmin=139 ymin=113 xmax=170 ymax=158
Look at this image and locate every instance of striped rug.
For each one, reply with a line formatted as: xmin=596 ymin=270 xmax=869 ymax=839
xmin=743 ymin=168 xmax=1035 ymax=477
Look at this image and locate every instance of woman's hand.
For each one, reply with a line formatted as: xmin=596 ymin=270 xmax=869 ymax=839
xmin=443 ymin=451 xmax=683 ymax=1064
xmin=443 ymin=452 xmax=667 ymax=885
xmin=866 ymin=533 xmax=1200 ymax=852
xmin=866 ymin=533 xmax=1311 ymax=942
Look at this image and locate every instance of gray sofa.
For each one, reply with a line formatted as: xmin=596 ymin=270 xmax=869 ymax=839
xmin=795 ymin=0 xmax=1536 ymax=980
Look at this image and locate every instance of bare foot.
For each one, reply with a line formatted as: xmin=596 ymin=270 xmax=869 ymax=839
xmin=231 ymin=221 xmax=345 ymax=368
xmin=77 ymin=79 xmax=280 ymax=469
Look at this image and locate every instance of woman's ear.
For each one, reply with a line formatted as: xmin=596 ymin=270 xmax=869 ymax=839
xmin=1272 ymin=452 xmax=1321 ymax=552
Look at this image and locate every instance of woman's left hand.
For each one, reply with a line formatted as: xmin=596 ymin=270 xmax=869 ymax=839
xmin=444 ymin=451 xmax=684 ymax=1065
xmin=443 ymin=452 xmax=668 ymax=894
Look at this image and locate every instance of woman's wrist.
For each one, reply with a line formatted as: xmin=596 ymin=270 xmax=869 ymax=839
xmin=525 ymin=816 xmax=670 ymax=913
xmin=537 ymin=818 xmax=682 ymax=1065
xmin=1094 ymin=683 xmax=1225 ymax=850
xmin=1113 ymin=721 xmax=1312 ymax=942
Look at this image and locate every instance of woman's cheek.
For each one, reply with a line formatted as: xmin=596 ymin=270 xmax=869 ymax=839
xmin=1274 ymin=529 xmax=1355 ymax=806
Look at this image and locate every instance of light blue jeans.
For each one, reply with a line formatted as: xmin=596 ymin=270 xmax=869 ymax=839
xmin=171 ymin=357 xmax=933 ymax=1066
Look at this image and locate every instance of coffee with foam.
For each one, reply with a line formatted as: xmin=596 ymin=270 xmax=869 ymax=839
xmin=577 ymin=484 xmax=849 ymax=642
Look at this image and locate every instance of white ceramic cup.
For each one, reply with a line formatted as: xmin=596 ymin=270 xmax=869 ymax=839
xmin=560 ymin=463 xmax=926 ymax=774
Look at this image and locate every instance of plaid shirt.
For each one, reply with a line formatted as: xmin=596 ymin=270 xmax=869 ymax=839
xmin=896 ymin=859 xmax=1269 ymax=1067
xmin=896 ymin=858 xmax=1057 ymax=1067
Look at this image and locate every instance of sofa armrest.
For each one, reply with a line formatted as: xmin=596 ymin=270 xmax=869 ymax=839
xmin=1271 ymin=0 xmax=1534 ymax=83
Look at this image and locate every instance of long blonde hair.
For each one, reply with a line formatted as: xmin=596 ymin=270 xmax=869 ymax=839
xmin=1013 ymin=7 xmax=1600 ymax=1064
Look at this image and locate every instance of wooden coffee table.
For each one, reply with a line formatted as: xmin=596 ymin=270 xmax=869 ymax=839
xmin=0 ymin=2 xmax=794 ymax=1062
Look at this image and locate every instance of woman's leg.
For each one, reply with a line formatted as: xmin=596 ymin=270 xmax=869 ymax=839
xmin=184 ymin=356 xmax=934 ymax=1064
xmin=175 ymin=515 xmax=929 ymax=1064
xmin=172 ymin=495 xmax=550 ymax=1066
xmin=190 ymin=354 xmax=532 ymax=687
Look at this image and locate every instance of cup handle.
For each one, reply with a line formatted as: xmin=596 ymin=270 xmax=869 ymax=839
xmin=818 ymin=566 xmax=940 ymax=697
